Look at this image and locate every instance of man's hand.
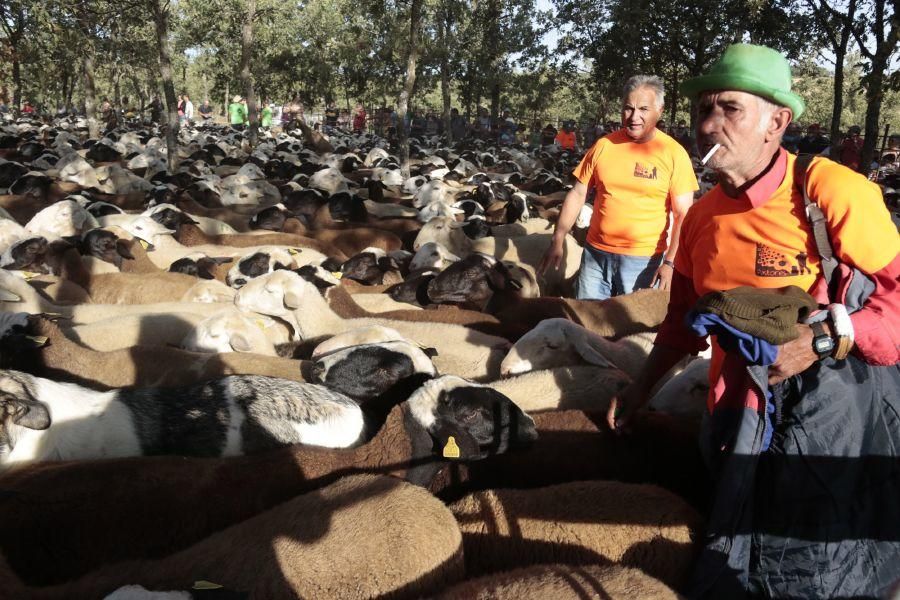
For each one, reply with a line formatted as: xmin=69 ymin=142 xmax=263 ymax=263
xmin=538 ymin=235 xmax=565 ymax=275
xmin=606 ymin=382 xmax=650 ymax=433
xmin=651 ymin=262 xmax=674 ymax=290
xmin=768 ymin=324 xmax=819 ymax=385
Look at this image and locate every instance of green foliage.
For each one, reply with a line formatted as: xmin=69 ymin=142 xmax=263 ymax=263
xmin=0 ymin=0 xmax=895 ymax=139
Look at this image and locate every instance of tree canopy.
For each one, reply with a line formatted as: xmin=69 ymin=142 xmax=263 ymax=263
xmin=1 ymin=0 xmax=897 ymax=155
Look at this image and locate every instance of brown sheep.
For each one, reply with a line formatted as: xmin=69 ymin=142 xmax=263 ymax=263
xmin=430 ymin=411 xmax=710 ymax=513
xmin=326 ymin=284 xmax=508 ymax=335
xmin=0 ymin=474 xmax=465 ymax=599
xmin=176 ymin=222 xmax=346 ymax=261
xmin=0 ymin=400 xmax=526 ymax=584
xmin=436 ymin=564 xmax=683 ymax=599
xmin=490 ymin=288 xmax=671 ymax=339
xmin=448 ymin=481 xmax=703 ymax=589
xmin=3 ymin=315 xmax=310 ymax=390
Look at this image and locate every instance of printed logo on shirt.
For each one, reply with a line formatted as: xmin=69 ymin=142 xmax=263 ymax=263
xmin=755 ymin=244 xmax=811 ymax=277
xmin=633 ymin=162 xmax=658 ymax=180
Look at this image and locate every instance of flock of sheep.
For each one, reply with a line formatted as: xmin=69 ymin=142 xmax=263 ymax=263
xmin=0 ymin=114 xmax=712 ymax=599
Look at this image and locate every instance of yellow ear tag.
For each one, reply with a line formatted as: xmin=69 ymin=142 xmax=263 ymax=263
xmin=330 ymin=271 xmax=343 ymax=279
xmin=443 ymin=436 xmax=460 ymax=459
xmin=22 ymin=271 xmax=38 ymax=280
xmin=192 ymin=581 xmax=224 ymax=590
xmin=25 ymin=335 xmax=48 ymax=346
xmin=287 ymin=248 xmax=301 ymax=255
xmin=139 ymin=239 xmax=150 ymax=250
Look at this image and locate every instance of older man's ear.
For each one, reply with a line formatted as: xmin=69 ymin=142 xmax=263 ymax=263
xmin=766 ymin=107 xmax=793 ymax=142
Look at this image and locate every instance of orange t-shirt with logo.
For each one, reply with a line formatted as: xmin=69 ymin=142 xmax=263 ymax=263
xmin=675 ymin=153 xmax=900 ymax=404
xmin=573 ymin=129 xmax=698 ymax=256
xmin=555 ymin=130 xmax=577 ymax=150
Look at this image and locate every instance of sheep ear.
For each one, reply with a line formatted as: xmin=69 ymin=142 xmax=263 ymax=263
xmin=573 ymin=335 xmax=616 ymax=368
xmin=377 ymin=256 xmax=400 ymax=272
xmin=283 ymin=289 xmax=302 ymax=309
xmin=229 ymin=332 xmax=253 ymax=353
xmin=6 ymin=398 xmax=51 ymax=431
xmin=115 ymin=240 xmax=135 ymax=260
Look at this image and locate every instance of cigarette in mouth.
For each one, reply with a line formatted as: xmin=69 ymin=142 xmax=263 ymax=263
xmin=701 ymin=143 xmax=722 ymax=166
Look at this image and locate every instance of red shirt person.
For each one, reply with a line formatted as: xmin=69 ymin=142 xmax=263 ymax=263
xmin=838 ymin=125 xmax=863 ymax=171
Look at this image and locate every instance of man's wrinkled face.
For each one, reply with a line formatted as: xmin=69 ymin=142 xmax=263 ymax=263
xmin=621 ymin=86 xmax=662 ymax=142
xmin=696 ymin=90 xmax=768 ymax=172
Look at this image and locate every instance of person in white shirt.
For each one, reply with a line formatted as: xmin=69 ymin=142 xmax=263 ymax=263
xmin=183 ymin=94 xmax=194 ymax=123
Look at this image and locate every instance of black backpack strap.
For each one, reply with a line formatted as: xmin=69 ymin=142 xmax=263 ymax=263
xmin=793 ymin=155 xmax=838 ymax=287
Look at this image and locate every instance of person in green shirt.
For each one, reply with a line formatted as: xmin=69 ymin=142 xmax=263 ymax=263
xmin=260 ymin=101 xmax=273 ymax=128
xmin=228 ymin=96 xmax=247 ymax=130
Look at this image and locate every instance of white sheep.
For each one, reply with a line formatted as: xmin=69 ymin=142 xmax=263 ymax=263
xmin=0 ymin=370 xmax=366 ymax=470
xmin=25 ymin=200 xmax=100 ymax=240
xmin=234 ymin=270 xmax=511 ymax=381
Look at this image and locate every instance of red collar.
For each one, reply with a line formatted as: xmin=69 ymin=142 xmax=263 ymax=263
xmin=739 ymin=147 xmax=787 ymax=208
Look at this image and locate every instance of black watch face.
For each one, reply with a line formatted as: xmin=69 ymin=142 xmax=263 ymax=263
xmin=814 ymin=336 xmax=834 ymax=355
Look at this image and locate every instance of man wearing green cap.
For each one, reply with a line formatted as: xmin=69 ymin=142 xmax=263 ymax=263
xmin=608 ymin=44 xmax=900 ymax=598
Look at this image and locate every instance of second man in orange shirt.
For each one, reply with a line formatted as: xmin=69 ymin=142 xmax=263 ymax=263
xmin=540 ymin=75 xmax=698 ymax=300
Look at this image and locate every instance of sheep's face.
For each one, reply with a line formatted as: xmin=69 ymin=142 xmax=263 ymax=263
xmin=425 ymin=254 xmax=496 ymax=307
xmin=409 ymin=242 xmax=460 ymax=273
xmin=1 ymin=236 xmax=49 ymax=272
xmin=182 ymin=310 xmax=274 ymax=356
xmin=412 ymin=217 xmax=469 ymax=253
xmin=0 ymin=371 xmax=50 ymax=456
xmin=500 ymin=319 xmax=581 ymax=376
xmin=226 ymin=251 xmax=292 ymax=289
xmin=234 ymin=270 xmax=307 ymax=317
xmin=81 ymin=229 xmax=133 ymax=269
xmin=505 ymin=194 xmax=530 ymax=224
xmin=417 ymin=200 xmax=463 ymax=223
xmin=407 ymin=376 xmax=537 ymax=460
xmin=310 ymin=341 xmax=436 ymax=399
xmin=250 ymin=205 xmax=290 ymax=231
xmin=341 ymin=252 xmax=391 ymax=285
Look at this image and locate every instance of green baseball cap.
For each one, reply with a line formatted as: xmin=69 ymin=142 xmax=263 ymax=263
xmin=680 ymin=44 xmax=805 ymax=119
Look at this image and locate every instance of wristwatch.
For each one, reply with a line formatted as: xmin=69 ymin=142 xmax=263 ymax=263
xmin=810 ymin=321 xmax=835 ymax=359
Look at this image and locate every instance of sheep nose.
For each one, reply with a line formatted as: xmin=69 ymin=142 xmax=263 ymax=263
xmin=310 ymin=362 xmax=326 ymax=382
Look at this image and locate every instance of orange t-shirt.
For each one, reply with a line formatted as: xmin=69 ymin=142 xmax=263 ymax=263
xmin=573 ymin=129 xmax=698 ymax=256
xmin=555 ymin=130 xmax=576 ymax=150
xmin=675 ymin=153 xmax=900 ymax=403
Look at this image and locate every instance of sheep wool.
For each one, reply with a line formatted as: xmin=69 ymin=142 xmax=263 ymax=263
xmin=2 ymin=475 xmax=466 ymax=600
xmin=448 ymin=480 xmax=703 ymax=589
xmin=436 ymin=564 xmax=683 ymax=600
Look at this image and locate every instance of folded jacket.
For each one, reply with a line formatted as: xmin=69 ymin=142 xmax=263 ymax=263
xmin=693 ymin=285 xmax=818 ymax=345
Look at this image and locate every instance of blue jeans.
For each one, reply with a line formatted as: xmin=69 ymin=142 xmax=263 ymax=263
xmin=575 ymin=245 xmax=662 ymax=300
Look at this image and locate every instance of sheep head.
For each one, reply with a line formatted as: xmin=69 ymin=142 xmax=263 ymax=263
xmin=310 ymin=340 xmax=437 ymax=400
xmin=0 ymin=370 xmax=51 ymax=446
xmin=182 ymin=308 xmax=276 ymax=356
xmin=500 ymin=318 xmax=617 ymax=377
xmin=413 ymin=216 xmax=472 ymax=254
xmin=405 ymin=375 xmax=537 ymax=460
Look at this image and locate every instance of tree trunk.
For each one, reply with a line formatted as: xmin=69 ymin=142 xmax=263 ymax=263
xmin=152 ymin=0 xmax=180 ymax=174
xmin=240 ymin=0 xmax=259 ymax=146
xmin=11 ymin=57 xmax=21 ymax=113
xmin=828 ymin=43 xmax=847 ymax=161
xmin=441 ymin=58 xmax=452 ymax=142
xmin=396 ymin=0 xmax=423 ymax=178
xmin=83 ymin=49 xmax=100 ymax=138
xmin=224 ymin=81 xmax=229 ymax=118
xmin=860 ymin=55 xmax=887 ymax=174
